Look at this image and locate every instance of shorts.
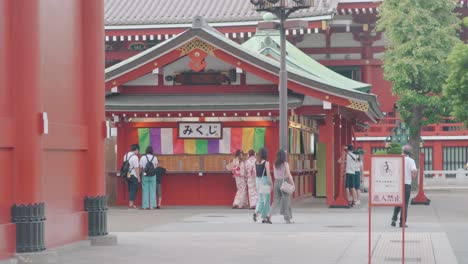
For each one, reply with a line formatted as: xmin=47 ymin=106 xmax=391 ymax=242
xmin=354 ymin=171 xmax=361 ymax=190
xmin=346 ymin=173 xmax=355 ymax=188
xmin=156 ymin=183 xmax=162 ymax=198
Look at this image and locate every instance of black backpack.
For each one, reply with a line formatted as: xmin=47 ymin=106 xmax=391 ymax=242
xmin=143 ymin=155 xmax=157 ymax=176
xmin=120 ymin=154 xmax=135 ymax=178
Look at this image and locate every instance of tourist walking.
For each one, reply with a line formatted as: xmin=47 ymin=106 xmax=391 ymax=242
xmin=244 ymin=149 xmax=258 ymax=209
xmin=270 ymin=149 xmax=295 ymax=223
xmin=253 ymin=148 xmax=273 ymax=224
xmin=344 ymin=144 xmax=358 ymax=206
xmin=354 ymin=152 xmax=363 ymax=205
xmin=123 ymin=144 xmax=140 ymax=209
xmin=231 ymin=150 xmax=248 ymax=209
xmin=391 ymin=145 xmax=418 ymax=228
xmin=140 ymin=146 xmax=158 ymax=210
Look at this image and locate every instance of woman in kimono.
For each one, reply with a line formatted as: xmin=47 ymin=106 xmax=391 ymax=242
xmin=231 ymin=149 xmax=248 ymax=209
xmin=244 ymin=149 xmax=258 ymax=209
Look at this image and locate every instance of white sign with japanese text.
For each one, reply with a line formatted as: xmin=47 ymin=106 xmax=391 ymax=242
xmin=178 ymin=122 xmax=222 ymax=139
xmin=370 ymin=156 xmax=404 ymax=205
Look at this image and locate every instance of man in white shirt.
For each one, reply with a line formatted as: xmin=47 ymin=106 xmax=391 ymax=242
xmin=345 ymin=144 xmax=358 ymax=206
xmin=391 ymin=145 xmax=418 ymax=228
xmin=124 ymin=144 xmax=140 ymax=208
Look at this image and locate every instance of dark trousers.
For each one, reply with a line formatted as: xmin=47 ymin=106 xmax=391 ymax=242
xmin=392 ymin=184 xmax=411 ymax=224
xmin=128 ymin=175 xmax=139 ymax=202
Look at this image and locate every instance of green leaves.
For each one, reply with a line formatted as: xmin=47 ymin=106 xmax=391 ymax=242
xmin=377 ymin=0 xmax=460 ymax=125
xmin=444 ymin=43 xmax=468 ymax=127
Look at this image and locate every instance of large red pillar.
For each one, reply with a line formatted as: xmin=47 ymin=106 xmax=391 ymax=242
xmin=81 ymin=1 xmax=108 ymax=237
xmin=12 ymin=0 xmax=42 ymax=205
xmin=0 ymin=0 xmax=16 ymax=259
xmin=81 ymin=1 xmax=106 ymax=197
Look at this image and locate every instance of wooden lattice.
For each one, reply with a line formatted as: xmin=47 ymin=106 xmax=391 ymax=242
xmin=178 ymin=38 xmax=216 ymax=56
xmin=348 ymin=100 xmax=369 ymax=112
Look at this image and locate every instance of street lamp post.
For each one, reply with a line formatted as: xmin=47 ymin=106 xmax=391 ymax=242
xmin=251 ymin=0 xmax=312 ymax=151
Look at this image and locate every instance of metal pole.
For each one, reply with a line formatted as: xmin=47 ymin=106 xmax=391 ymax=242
xmin=279 ymin=10 xmax=288 ymax=151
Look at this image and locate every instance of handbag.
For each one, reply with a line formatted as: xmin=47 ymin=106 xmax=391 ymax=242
xmin=258 ymin=168 xmax=271 ymax=194
xmin=280 ymin=178 xmax=295 ymax=194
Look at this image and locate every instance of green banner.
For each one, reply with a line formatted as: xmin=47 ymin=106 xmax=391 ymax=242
xmin=196 ymin=139 xmax=208 ymax=154
xmin=253 ymin=128 xmax=266 ymax=152
xmin=138 ymin=128 xmax=150 ymax=153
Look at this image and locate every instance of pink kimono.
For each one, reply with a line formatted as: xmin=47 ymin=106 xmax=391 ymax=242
xmin=244 ymin=156 xmax=258 ymax=208
xmin=232 ymin=158 xmax=248 ymax=208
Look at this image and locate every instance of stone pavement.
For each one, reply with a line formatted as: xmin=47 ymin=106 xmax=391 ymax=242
xmin=8 ymin=190 xmax=468 ymax=264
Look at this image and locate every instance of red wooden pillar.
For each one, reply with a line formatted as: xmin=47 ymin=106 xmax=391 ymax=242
xmin=81 ymin=1 xmax=108 ymax=237
xmin=0 ymin=0 xmax=16 ymax=259
xmin=12 ymin=0 xmax=42 ymax=206
xmin=432 ymin=141 xmax=443 ymax=171
xmin=329 ymin=115 xmax=349 ymax=208
xmin=319 ymin=111 xmax=335 ymax=206
xmin=81 ymin=0 xmax=105 ymax=197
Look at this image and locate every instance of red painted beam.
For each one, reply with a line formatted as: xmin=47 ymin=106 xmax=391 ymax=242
xmin=107 ymin=110 xmax=281 ymax=118
xmin=42 ymin=123 xmax=88 ymax=151
xmin=119 ymin=84 xmax=278 ymax=95
xmin=319 ymin=59 xmax=382 ymax=66
xmin=300 ymin=46 xmax=386 ymax=55
xmin=337 ymin=2 xmax=380 ymax=10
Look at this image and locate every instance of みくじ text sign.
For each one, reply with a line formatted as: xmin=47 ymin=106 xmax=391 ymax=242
xmin=178 ymin=122 xmax=222 ymax=139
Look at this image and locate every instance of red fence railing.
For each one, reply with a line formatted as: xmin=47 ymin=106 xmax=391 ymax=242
xmin=356 ymin=118 xmax=468 ymax=137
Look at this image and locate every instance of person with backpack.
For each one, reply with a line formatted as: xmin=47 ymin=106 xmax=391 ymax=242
xmin=121 ymin=144 xmax=140 ymax=208
xmin=154 ymin=164 xmax=167 ymax=209
xmin=139 ymin=146 xmax=158 ymax=210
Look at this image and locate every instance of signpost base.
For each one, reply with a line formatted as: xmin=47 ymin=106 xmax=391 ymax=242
xmin=411 ymin=153 xmax=430 ymax=206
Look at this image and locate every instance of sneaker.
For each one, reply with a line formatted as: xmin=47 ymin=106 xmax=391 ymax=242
xmin=253 ymin=213 xmax=257 ymax=223
xmin=391 ymin=220 xmax=396 ymax=227
xmin=286 ymin=219 xmax=295 ymax=224
xmin=355 ymin=200 xmax=361 ymax=205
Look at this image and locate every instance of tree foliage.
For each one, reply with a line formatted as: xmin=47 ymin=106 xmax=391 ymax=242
xmin=444 ymin=18 xmax=468 ymax=127
xmin=376 ymin=0 xmax=460 ymax=170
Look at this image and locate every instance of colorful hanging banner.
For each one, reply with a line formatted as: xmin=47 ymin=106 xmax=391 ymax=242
xmin=138 ymin=127 xmax=266 ymax=155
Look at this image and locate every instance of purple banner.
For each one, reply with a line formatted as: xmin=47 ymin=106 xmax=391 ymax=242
xmin=150 ymin=128 xmax=162 ymax=154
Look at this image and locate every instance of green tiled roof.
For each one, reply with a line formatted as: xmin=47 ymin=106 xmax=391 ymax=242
xmin=242 ymin=29 xmax=371 ymax=93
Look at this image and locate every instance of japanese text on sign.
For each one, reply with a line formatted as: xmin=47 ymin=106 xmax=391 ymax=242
xmin=370 ymin=156 xmax=404 ymax=205
xmin=178 ymin=122 xmax=222 ymax=139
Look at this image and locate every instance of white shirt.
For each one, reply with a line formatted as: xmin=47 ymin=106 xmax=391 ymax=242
xmin=139 ymin=154 xmax=159 ymax=176
xmin=404 ymin=155 xmax=417 ymax=185
xmin=123 ymin=152 xmax=139 ymax=176
xmin=355 ymin=158 xmax=363 ymax=173
xmin=345 ymin=151 xmax=357 ymax=174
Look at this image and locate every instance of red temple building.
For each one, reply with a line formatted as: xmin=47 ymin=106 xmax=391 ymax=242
xmin=103 ymin=0 xmax=468 ymax=205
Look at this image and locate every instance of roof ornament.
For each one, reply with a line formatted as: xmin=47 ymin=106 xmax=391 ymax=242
xmin=192 ymin=16 xmax=208 ymax=29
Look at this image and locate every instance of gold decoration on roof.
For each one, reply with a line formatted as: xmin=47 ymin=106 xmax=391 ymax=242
xmin=178 ymin=38 xmax=216 ymax=56
xmin=348 ymin=100 xmax=369 ymax=112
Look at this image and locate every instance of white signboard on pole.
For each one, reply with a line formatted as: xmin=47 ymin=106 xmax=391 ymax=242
xmin=370 ymin=155 xmax=404 ymax=206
